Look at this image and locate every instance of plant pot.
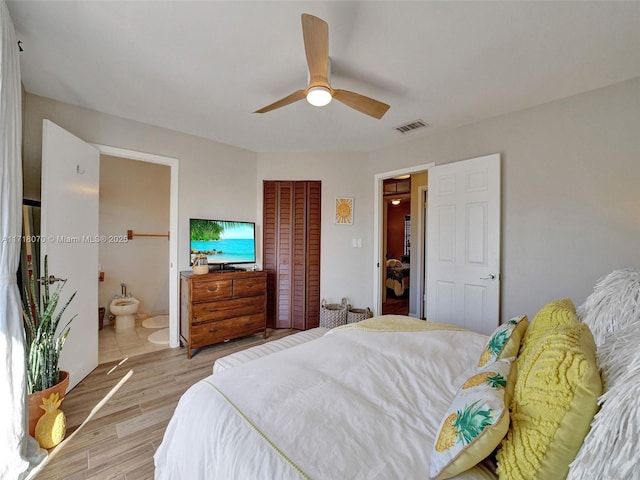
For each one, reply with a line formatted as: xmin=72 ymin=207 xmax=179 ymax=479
xmin=27 ymin=370 xmax=70 ymax=437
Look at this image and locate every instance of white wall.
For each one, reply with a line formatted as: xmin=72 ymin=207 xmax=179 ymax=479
xmin=256 ymin=79 xmax=639 ymax=322
xmin=23 ymin=78 xmax=640 ymax=328
xmin=365 ymin=78 xmax=640 ymax=320
xmin=99 ymin=155 xmax=170 ymax=317
xmin=257 ymin=152 xmax=372 ymax=310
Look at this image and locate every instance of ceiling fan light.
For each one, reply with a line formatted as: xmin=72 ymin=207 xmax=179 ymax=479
xmin=306 ymin=86 xmax=332 ymax=107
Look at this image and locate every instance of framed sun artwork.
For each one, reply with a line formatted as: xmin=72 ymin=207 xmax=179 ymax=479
xmin=335 ymin=197 xmax=354 ymax=225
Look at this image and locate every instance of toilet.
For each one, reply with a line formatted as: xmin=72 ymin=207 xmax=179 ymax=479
xmin=109 ymin=297 xmax=140 ymax=332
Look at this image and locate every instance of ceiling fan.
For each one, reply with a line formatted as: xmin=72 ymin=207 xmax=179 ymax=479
xmin=254 ymin=13 xmax=390 ymax=119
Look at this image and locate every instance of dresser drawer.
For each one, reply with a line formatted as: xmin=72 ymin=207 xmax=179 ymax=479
xmin=191 ymin=278 xmax=232 ymax=302
xmin=190 ymin=314 xmax=265 ymax=348
xmin=234 ymin=275 xmax=267 ymax=297
xmin=191 ymin=295 xmax=265 ymax=324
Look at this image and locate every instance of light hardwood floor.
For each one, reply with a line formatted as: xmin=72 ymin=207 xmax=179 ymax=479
xmin=34 ymin=329 xmax=295 ymax=480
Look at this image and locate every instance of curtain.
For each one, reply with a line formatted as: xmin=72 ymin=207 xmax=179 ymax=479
xmin=0 ymin=2 xmax=47 ymax=478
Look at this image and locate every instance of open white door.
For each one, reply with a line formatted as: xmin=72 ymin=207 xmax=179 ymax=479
xmin=41 ymin=120 xmax=99 ymax=390
xmin=426 ymin=154 xmax=500 ymax=334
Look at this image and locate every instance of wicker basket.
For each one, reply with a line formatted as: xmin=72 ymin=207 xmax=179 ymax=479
xmin=320 ymin=297 xmax=349 ymax=328
xmin=347 ymin=306 xmax=373 ymax=324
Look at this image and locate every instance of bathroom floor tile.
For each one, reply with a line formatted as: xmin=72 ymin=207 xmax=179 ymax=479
xmin=115 ymin=332 xmax=144 ymax=348
xmin=135 ymin=328 xmax=154 ymax=341
xmin=99 ymin=335 xmax=119 ymax=349
xmin=98 ymin=317 xmax=169 ymax=364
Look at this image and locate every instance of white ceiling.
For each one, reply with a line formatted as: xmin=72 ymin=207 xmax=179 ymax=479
xmin=7 ymin=1 xmax=640 ymax=153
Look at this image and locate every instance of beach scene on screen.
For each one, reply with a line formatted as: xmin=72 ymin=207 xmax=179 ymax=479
xmin=190 ymin=220 xmax=255 ymax=264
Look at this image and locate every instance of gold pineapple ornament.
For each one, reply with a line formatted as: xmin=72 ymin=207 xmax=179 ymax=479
xmin=35 ymin=393 xmax=67 ymax=449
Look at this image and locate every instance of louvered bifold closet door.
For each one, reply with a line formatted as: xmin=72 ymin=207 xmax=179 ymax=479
xmin=291 ymin=182 xmax=307 ymax=330
xmin=263 ymin=181 xmax=278 ymax=327
xmin=263 ymin=180 xmax=321 ymax=330
xmin=302 ymin=181 xmax=321 ymax=329
xmin=264 ymin=181 xmax=293 ymax=328
xmin=263 ymin=181 xmax=293 ymax=328
xmin=277 ymin=182 xmax=294 ymax=328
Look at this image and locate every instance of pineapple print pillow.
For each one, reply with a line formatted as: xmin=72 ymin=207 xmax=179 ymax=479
xmin=477 ymin=315 xmax=528 ymax=368
xmin=430 ymin=357 xmax=513 ymax=480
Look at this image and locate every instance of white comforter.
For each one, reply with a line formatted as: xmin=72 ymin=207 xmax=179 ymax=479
xmin=155 ymin=318 xmax=497 ymax=479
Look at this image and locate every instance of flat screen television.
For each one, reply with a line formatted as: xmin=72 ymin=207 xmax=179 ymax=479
xmin=189 ymin=218 xmax=256 ymax=268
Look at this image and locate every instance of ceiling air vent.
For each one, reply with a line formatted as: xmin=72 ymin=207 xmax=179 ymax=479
xmin=394 ymin=119 xmax=429 ymax=134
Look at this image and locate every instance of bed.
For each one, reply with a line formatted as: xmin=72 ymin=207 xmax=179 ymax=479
xmin=385 ymin=258 xmax=410 ymax=297
xmin=154 ymin=269 xmax=640 ymax=480
xmin=156 ymin=317 xmax=498 ymax=479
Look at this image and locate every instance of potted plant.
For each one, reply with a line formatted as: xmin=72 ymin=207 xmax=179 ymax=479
xmin=22 ymin=255 xmax=76 ymax=436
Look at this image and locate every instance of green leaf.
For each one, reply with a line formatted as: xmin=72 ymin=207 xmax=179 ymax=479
xmin=190 ymin=220 xmax=246 ymax=242
xmin=487 ymin=373 xmax=507 ymax=389
xmin=453 ymin=400 xmax=495 ymax=445
xmin=487 ymin=329 xmax=509 ymax=355
xmin=22 ymin=255 xmax=76 ymax=393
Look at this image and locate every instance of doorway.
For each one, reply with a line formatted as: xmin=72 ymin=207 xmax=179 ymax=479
xmin=373 ymin=154 xmax=501 ymax=331
xmin=373 ymin=163 xmax=433 ymax=316
xmin=94 ymin=145 xmax=180 ymax=352
xmin=97 ymin=155 xmax=171 ymax=364
xmin=39 ymin=121 xmax=179 ymax=389
xmin=381 ymin=176 xmax=411 ymax=316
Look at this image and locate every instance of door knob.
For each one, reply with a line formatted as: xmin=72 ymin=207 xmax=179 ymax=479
xmin=481 ymin=274 xmax=496 ymax=280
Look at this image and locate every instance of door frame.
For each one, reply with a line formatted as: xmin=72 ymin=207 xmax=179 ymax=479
xmin=373 ymin=163 xmax=434 ymax=315
xmin=416 ymin=185 xmax=428 ymax=319
xmin=94 ymin=145 xmax=180 ymax=348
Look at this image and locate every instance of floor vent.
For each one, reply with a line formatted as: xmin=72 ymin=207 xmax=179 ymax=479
xmin=394 ymin=119 xmax=429 ymax=134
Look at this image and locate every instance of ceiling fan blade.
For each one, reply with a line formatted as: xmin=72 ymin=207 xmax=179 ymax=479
xmin=254 ymin=90 xmax=306 ymax=114
xmin=333 ymin=89 xmax=390 ymax=119
xmin=301 ymin=13 xmax=330 ymax=87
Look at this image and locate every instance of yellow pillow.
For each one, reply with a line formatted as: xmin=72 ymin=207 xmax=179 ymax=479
xmin=520 ymin=299 xmax=577 ymax=349
xmin=430 ymin=358 xmax=514 ymax=480
xmin=517 ymin=299 xmax=579 ymax=369
xmin=495 ymin=323 xmax=602 ymax=480
xmin=478 ymin=315 xmax=529 ymax=367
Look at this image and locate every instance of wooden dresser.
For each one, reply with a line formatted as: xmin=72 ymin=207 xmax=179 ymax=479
xmin=180 ymin=270 xmax=267 ymax=358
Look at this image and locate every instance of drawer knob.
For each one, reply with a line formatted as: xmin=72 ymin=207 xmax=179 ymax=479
xmin=209 ymin=328 xmax=217 ymax=333
xmin=207 ymin=286 xmax=218 ymax=292
xmin=245 ymin=320 xmax=253 ymax=326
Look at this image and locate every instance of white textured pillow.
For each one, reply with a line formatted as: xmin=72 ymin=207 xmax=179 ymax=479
xmin=578 ymin=268 xmax=640 ymax=347
xmin=567 ymin=320 xmax=640 ymax=480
